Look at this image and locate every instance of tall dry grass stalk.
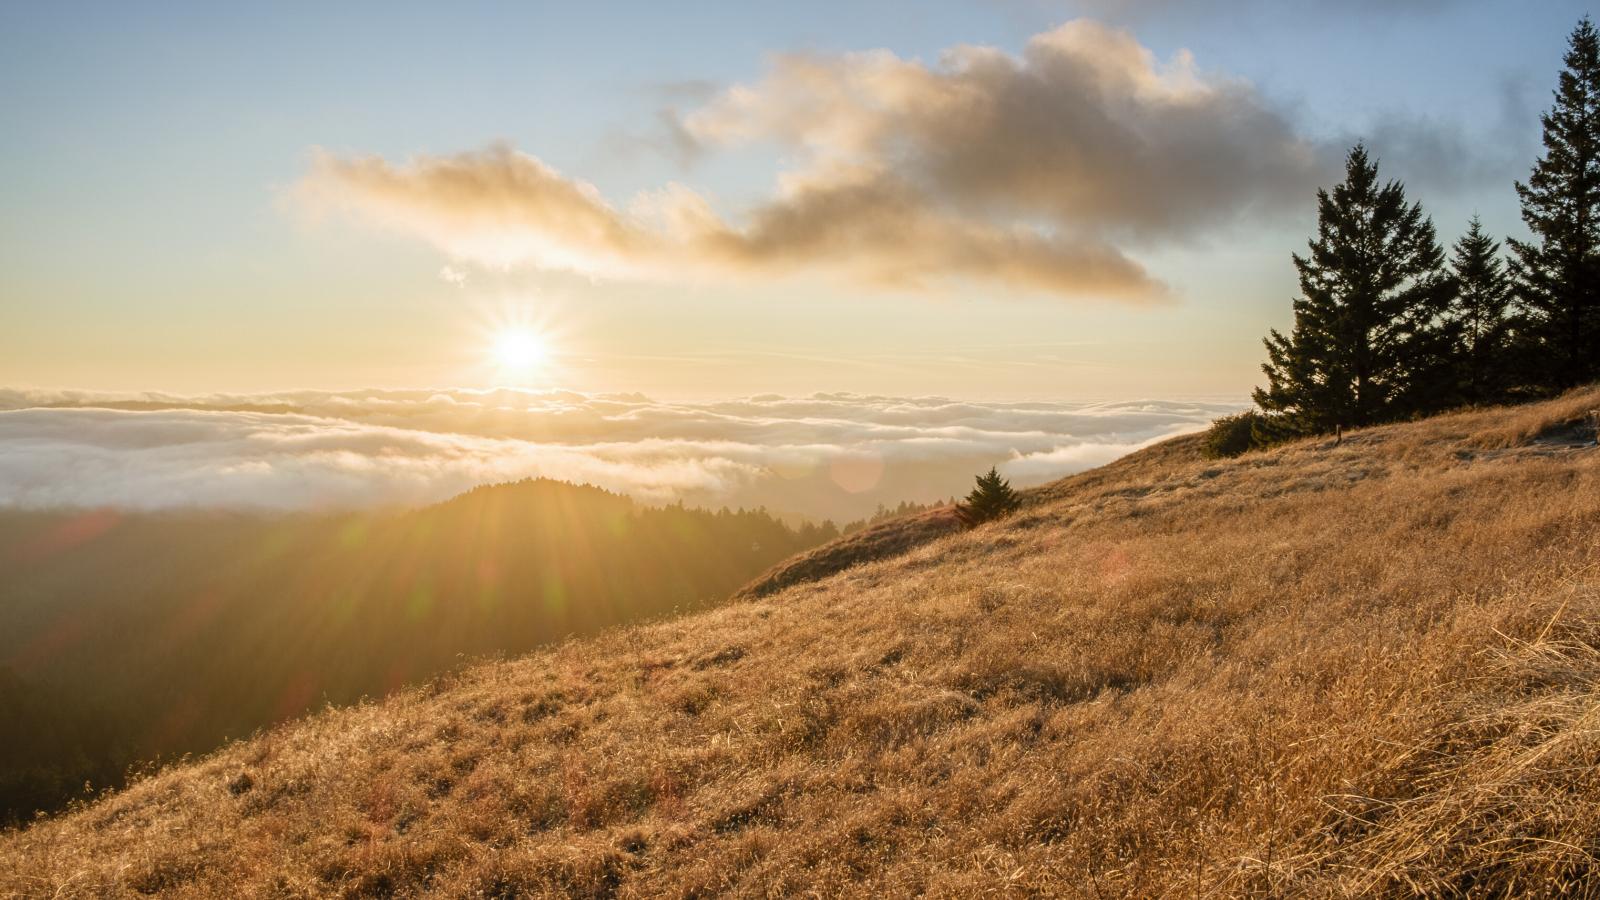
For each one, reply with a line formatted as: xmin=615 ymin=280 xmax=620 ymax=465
xmin=3 ymin=388 xmax=1598 ymax=898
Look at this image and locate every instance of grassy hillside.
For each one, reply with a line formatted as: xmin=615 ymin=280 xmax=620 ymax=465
xmin=0 ymin=480 xmax=831 ymax=823
xmin=3 ymin=389 xmax=1599 ymax=897
xmin=734 ymin=504 xmax=969 ymax=600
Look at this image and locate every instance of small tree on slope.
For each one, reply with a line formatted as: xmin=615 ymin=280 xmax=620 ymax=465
xmin=1254 ymin=144 xmax=1455 ymax=434
xmin=1508 ymin=16 xmax=1600 ymax=390
xmin=960 ymin=467 xmax=1020 ymax=525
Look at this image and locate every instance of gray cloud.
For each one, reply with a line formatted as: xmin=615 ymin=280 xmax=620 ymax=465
xmin=681 ymin=22 xmax=1322 ymax=243
xmin=1359 ymin=72 xmax=1540 ymax=197
xmin=298 ymin=20 xmax=1331 ymax=302
xmin=993 ymin=5 xmax=1513 ymax=199
xmin=0 ymin=389 xmax=1241 ymax=521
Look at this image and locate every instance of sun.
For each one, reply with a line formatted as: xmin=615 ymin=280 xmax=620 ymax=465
xmin=492 ymin=328 xmax=549 ymax=373
xmin=474 ymin=301 xmax=567 ymax=387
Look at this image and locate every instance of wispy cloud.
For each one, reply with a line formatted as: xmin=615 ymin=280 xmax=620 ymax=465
xmin=296 ymin=20 xmax=1330 ymax=302
xmin=0 ymin=389 xmax=1241 ymax=520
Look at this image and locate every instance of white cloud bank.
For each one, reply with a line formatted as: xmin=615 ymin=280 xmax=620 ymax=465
xmin=0 ymin=390 xmax=1241 ymax=521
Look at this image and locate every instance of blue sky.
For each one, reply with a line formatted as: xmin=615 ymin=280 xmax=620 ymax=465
xmin=0 ymin=1 xmax=1590 ymax=398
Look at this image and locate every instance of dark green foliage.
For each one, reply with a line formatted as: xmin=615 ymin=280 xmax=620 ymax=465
xmin=1202 ymin=411 xmax=1271 ymax=458
xmin=0 ymin=479 xmax=837 ymax=822
xmin=1448 ymin=217 xmax=1516 ymax=402
xmin=1250 ymin=19 xmax=1600 ymax=420
xmin=1254 ymin=145 xmax=1456 ymax=435
xmin=959 ymin=468 xmax=1020 ymax=524
xmin=1508 ymin=17 xmax=1600 ymax=390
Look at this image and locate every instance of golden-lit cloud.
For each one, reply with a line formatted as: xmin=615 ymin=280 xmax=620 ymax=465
xmin=297 ymin=20 xmax=1328 ymax=302
xmin=299 ymin=143 xmax=1160 ymax=300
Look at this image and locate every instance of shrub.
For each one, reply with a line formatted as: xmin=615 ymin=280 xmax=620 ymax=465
xmin=1202 ymin=410 xmax=1268 ymax=458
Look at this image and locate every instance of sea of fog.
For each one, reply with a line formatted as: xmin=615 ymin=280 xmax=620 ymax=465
xmin=0 ymin=389 xmax=1245 ymax=523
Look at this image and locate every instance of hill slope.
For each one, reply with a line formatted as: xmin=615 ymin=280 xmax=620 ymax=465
xmin=733 ymin=504 xmax=969 ymax=600
xmin=4 ymin=390 xmax=1599 ymax=897
xmin=0 ymin=479 xmax=830 ymax=822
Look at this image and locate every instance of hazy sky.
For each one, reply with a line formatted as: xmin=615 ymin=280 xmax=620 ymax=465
xmin=0 ymin=1 xmax=1588 ymax=400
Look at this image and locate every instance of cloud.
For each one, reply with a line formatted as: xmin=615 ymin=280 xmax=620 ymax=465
xmin=0 ymin=407 xmax=762 ymax=513
xmin=300 ymin=144 xmax=1161 ymax=300
xmin=297 ymin=20 xmax=1329 ymax=302
xmin=1001 ymin=435 xmax=1174 ymax=479
xmin=1358 ymin=77 xmax=1538 ymax=198
xmin=0 ymin=389 xmax=1242 ymax=520
xmin=682 ymin=22 xmax=1320 ymax=241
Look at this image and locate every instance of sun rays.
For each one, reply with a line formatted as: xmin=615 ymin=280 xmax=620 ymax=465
xmin=475 ymin=303 xmax=566 ymax=387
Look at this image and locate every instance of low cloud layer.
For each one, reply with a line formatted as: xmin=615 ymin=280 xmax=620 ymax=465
xmin=0 ymin=389 xmax=1240 ymax=521
xmin=299 ymin=20 xmax=1328 ymax=301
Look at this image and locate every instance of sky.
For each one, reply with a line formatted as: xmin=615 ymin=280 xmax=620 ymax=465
xmin=0 ymin=0 xmax=1589 ymax=402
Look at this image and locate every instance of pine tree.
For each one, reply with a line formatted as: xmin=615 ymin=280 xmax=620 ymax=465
xmin=1508 ymin=17 xmax=1600 ymax=390
xmin=959 ymin=467 xmax=1020 ymax=524
xmin=1449 ymin=216 xmax=1514 ymax=402
xmin=1253 ymin=145 xmax=1455 ymax=433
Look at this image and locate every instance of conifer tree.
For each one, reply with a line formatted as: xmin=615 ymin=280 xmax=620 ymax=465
xmin=1253 ymin=145 xmax=1455 ymax=433
xmin=1508 ymin=17 xmax=1600 ymax=390
xmin=1448 ymin=216 xmax=1514 ymax=402
xmin=960 ymin=467 xmax=1020 ymax=524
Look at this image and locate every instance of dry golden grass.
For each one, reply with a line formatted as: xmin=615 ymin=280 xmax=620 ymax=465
xmin=1466 ymin=389 xmax=1600 ymax=450
xmin=4 ymin=388 xmax=1599 ymax=898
